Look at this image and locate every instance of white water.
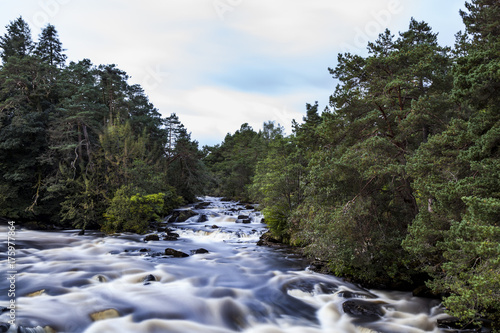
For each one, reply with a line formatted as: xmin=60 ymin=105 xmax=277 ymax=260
xmin=1 ymin=197 xmax=452 ymax=333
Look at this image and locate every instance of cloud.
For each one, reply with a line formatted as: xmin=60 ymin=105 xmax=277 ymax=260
xmin=156 ymin=86 xmax=313 ymax=146
xmin=224 ymin=0 xmax=409 ymax=55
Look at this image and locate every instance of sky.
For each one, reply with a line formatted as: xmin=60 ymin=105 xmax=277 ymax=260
xmin=0 ymin=0 xmax=467 ymax=147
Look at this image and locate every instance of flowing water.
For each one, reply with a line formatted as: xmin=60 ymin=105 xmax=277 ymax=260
xmin=1 ymin=197 xmax=453 ymax=333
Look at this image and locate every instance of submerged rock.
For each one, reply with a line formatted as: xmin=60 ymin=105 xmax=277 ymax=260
xmin=92 ymin=274 xmax=108 ymax=283
xmin=191 ymin=248 xmax=209 ymax=254
xmin=337 ymin=290 xmax=377 ymax=299
xmin=143 ymin=274 xmax=157 ymax=285
xmin=164 ymin=248 xmax=189 ymax=257
xmin=194 ymin=201 xmax=211 ymax=209
xmin=342 ymin=300 xmax=384 ymax=320
xmin=17 ymin=326 xmax=46 ymax=333
xmin=163 ymin=229 xmax=180 ymax=240
xmin=168 ymin=209 xmax=198 ymax=222
xmin=26 ymin=289 xmax=45 ymax=297
xmin=144 ymin=234 xmax=160 ymax=241
xmin=90 ymin=308 xmax=120 ymax=321
xmin=0 ymin=323 xmax=9 ymax=333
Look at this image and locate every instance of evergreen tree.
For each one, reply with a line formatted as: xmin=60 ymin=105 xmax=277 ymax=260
xmin=293 ymin=19 xmax=455 ymax=287
xmin=164 ymin=114 xmax=209 ymax=203
xmin=0 ymin=16 xmax=33 ymax=63
xmin=0 ymin=51 xmax=54 ymax=221
xmin=35 ymin=24 xmax=67 ymax=67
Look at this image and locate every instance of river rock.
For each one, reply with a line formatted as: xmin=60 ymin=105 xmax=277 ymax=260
xmin=194 ymin=201 xmax=211 ymax=209
xmin=168 ymin=209 xmax=198 ymax=222
xmin=191 ymin=248 xmax=209 ymax=254
xmin=164 ymin=248 xmax=189 ymax=257
xmin=257 ymin=231 xmax=282 ymax=246
xmin=90 ymin=308 xmax=120 ymax=321
xmin=342 ymin=300 xmax=384 ymax=319
xmin=26 ymin=289 xmax=45 ymax=297
xmin=143 ymin=274 xmax=157 ymax=285
xmin=44 ymin=326 xmax=57 ymax=333
xmin=144 ymin=234 xmax=160 ymax=241
xmin=0 ymin=323 xmax=9 ymax=333
xmin=198 ymin=214 xmax=208 ymax=222
xmin=337 ymin=290 xmax=377 ymax=299
xmin=92 ymin=274 xmax=108 ymax=283
xmin=17 ymin=326 xmax=46 ymax=333
xmin=163 ymin=229 xmax=180 ymax=241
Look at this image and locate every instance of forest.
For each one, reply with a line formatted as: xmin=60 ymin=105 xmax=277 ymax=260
xmin=0 ymin=0 xmax=498 ymax=328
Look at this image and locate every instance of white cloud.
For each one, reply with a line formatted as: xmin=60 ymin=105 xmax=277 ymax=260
xmin=225 ymin=0 xmax=409 ymax=55
xmin=156 ymin=86 xmax=311 ymax=145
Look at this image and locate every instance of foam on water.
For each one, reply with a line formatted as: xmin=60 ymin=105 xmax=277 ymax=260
xmin=0 ymin=197 xmax=451 ymax=332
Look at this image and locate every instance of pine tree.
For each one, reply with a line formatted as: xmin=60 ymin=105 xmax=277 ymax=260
xmin=35 ymin=24 xmax=67 ymax=67
xmin=294 ymin=19 xmax=455 ymax=287
xmin=0 ymin=16 xmax=34 ymax=63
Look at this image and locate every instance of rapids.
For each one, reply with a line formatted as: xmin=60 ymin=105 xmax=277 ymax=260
xmin=1 ymin=197 xmax=453 ymax=333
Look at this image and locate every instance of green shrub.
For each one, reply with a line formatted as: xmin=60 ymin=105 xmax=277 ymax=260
xmin=103 ymin=186 xmax=180 ymax=234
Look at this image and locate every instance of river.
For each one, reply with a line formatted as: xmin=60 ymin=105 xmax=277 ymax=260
xmin=1 ymin=197 xmax=453 ymax=333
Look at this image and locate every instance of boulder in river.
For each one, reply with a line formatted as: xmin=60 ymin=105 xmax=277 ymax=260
xmin=342 ymin=300 xmax=384 ymax=320
xmin=194 ymin=201 xmax=211 ymax=209
xmin=257 ymin=231 xmax=282 ymax=247
xmin=168 ymin=209 xmax=198 ymax=222
xmin=191 ymin=248 xmax=210 ymax=254
xmin=144 ymin=234 xmax=160 ymax=241
xmin=143 ymin=274 xmax=157 ymax=285
xmin=164 ymin=248 xmax=189 ymax=257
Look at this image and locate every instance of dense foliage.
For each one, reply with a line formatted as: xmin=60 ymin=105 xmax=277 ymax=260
xmin=0 ymin=17 xmax=204 ymax=233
